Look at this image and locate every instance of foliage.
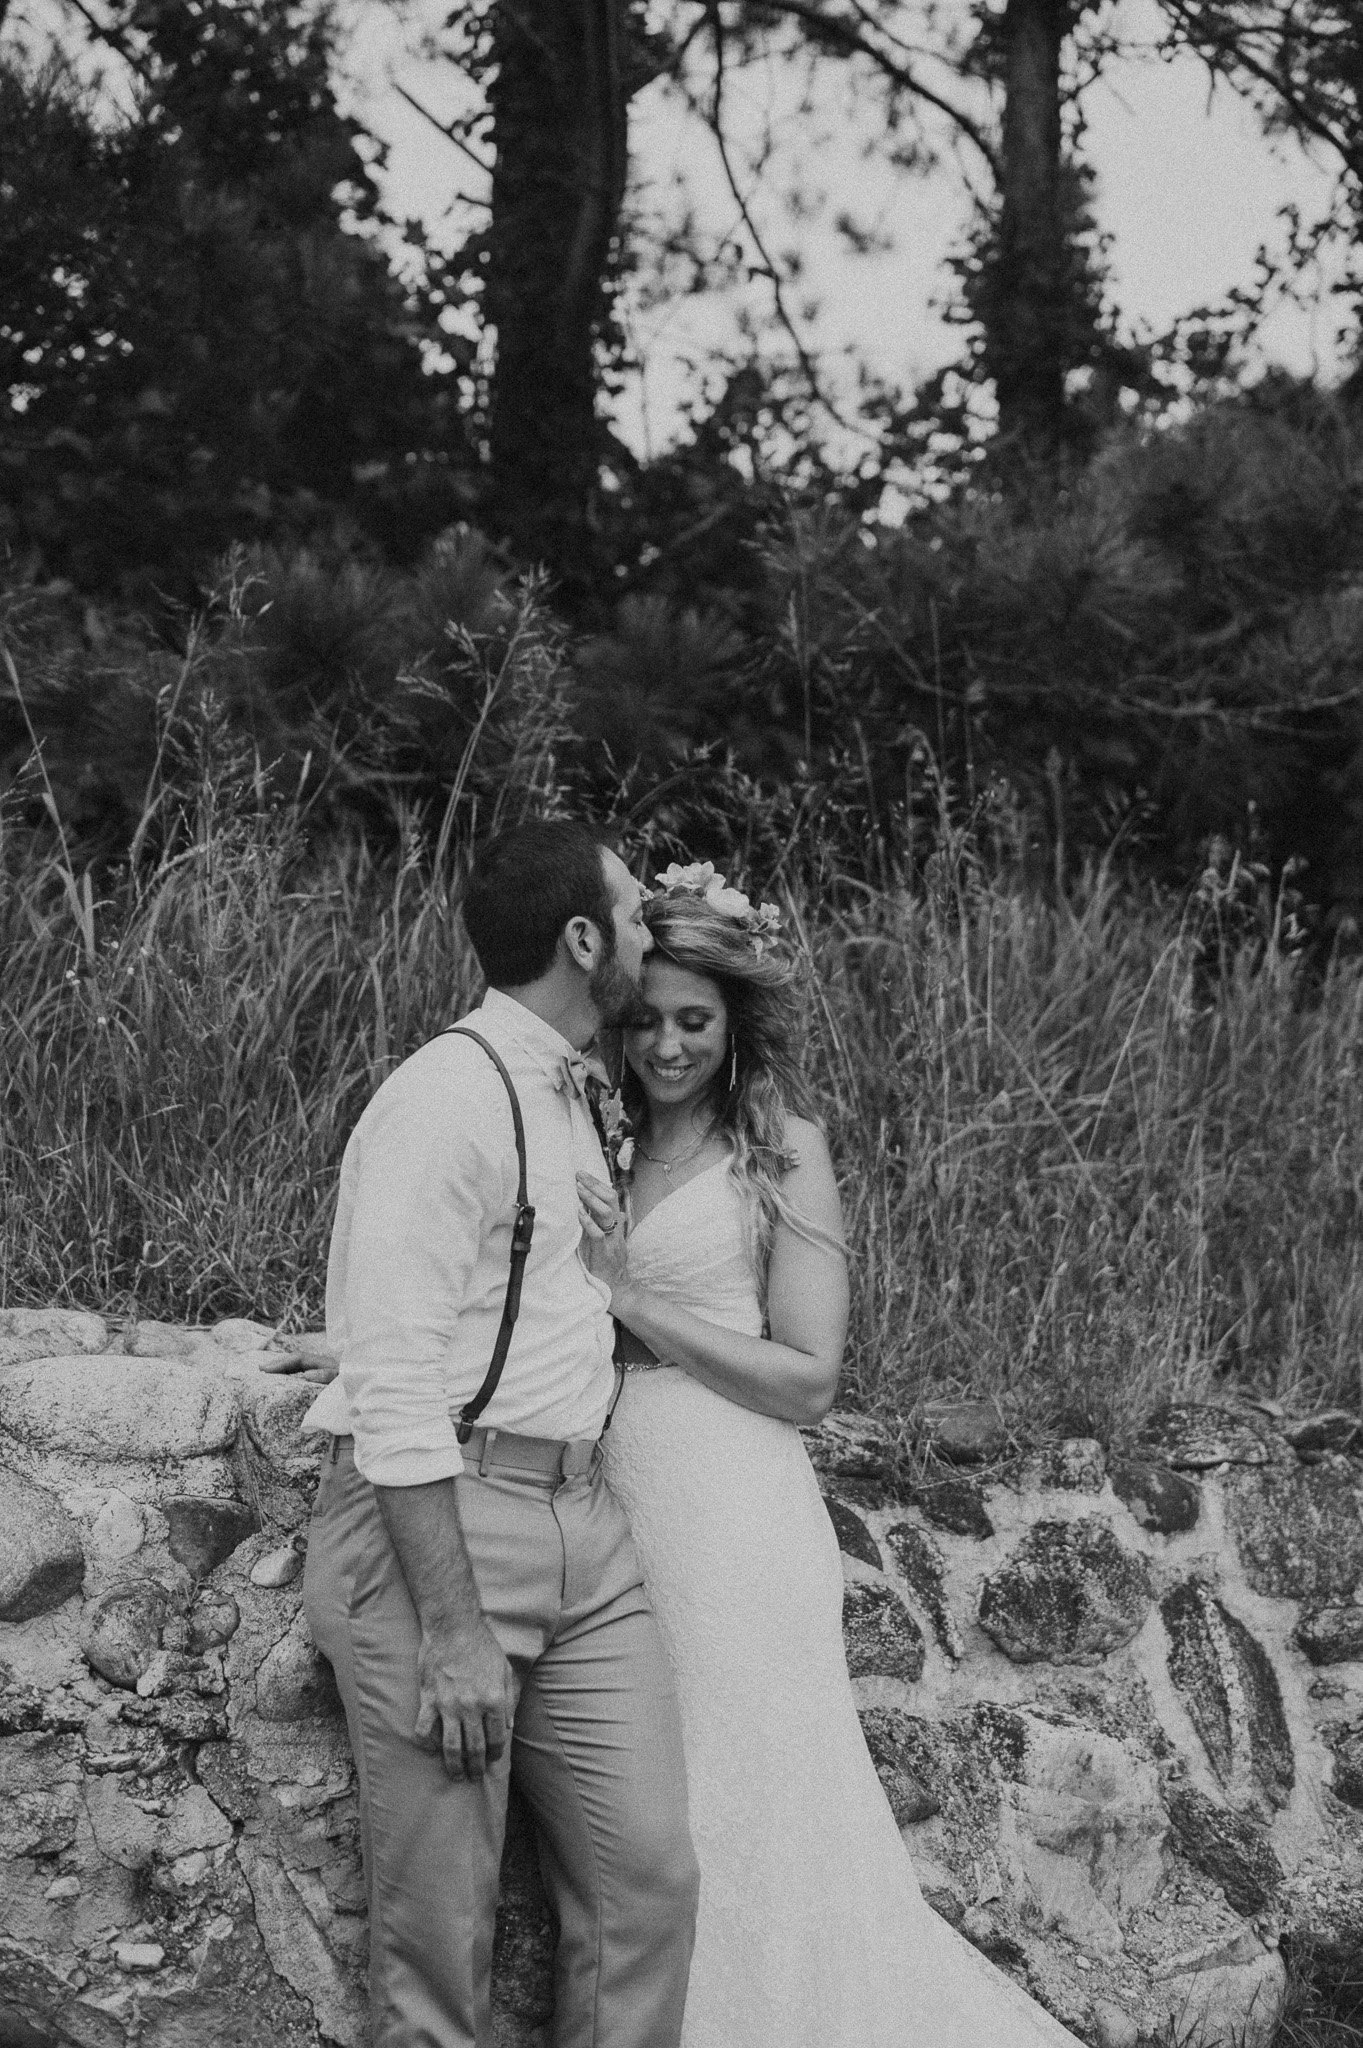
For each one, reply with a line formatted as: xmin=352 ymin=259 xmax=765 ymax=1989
xmin=6 ymin=374 xmax=1363 ymax=927
xmin=0 ymin=12 xmax=475 ymax=601
xmin=582 ymin=377 xmax=1363 ymax=930
xmin=4 ymin=731 xmax=1362 ymax=1459
xmin=1158 ymin=0 xmax=1363 ymax=365
xmin=0 ymin=526 xmax=571 ymax=855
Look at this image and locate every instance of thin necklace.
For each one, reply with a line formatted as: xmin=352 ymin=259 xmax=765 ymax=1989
xmin=636 ymin=1120 xmax=718 ymax=1178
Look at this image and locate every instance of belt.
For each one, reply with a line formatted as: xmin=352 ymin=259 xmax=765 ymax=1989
xmin=459 ymin=1425 xmax=600 ymax=1481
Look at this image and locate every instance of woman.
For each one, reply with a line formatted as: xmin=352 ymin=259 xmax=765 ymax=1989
xmin=576 ymin=863 xmax=1081 ymax=2048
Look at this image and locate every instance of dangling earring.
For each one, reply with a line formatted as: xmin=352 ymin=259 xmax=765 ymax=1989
xmin=729 ymin=1035 xmax=738 ymax=1092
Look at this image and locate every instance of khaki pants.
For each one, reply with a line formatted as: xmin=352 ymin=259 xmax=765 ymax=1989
xmin=304 ymin=1439 xmax=699 ymax=2048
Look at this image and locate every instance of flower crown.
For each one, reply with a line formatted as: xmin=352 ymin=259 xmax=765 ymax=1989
xmin=650 ymin=862 xmax=783 ymax=955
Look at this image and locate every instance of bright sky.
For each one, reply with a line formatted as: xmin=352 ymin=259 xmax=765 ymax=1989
xmin=11 ymin=0 xmax=1354 ymax=458
xmin=338 ymin=0 xmax=1352 ymax=461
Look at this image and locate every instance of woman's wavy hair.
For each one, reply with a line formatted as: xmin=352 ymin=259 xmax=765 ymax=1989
xmin=619 ymin=891 xmax=819 ymax=1276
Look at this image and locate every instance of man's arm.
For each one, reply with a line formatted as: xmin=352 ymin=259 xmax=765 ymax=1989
xmin=337 ymin=1045 xmax=518 ymax=1778
xmin=338 ymin=1046 xmax=511 ymax=1488
xmin=374 ymin=1477 xmax=516 ymax=1781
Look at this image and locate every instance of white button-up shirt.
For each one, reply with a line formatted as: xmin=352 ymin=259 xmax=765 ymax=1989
xmin=302 ymin=989 xmax=618 ymax=1484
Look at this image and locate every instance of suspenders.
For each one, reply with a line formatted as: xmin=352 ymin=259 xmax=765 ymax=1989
xmin=440 ymin=1025 xmax=624 ymax=1445
xmin=442 ymin=1027 xmax=537 ymax=1445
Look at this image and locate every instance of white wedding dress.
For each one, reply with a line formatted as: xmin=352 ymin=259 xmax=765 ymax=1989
xmin=602 ymin=1158 xmax=1082 ymax=2048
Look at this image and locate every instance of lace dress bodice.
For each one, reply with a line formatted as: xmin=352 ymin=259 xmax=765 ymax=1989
xmin=622 ymin=1158 xmax=764 ymax=1342
xmin=602 ymin=1159 xmax=1081 ymax=2048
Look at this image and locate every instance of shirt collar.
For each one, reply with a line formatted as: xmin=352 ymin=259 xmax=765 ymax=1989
xmin=477 ymin=987 xmax=582 ymax=1078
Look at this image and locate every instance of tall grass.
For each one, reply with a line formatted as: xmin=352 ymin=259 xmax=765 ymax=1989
xmin=1 ymin=788 xmax=480 ymax=1325
xmin=3 ymin=745 xmax=1362 ymax=1445
xmin=812 ymin=833 xmax=1363 ymax=1446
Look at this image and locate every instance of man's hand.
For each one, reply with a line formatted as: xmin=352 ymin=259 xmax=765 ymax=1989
xmin=373 ymin=1477 xmax=515 ymax=1783
xmin=415 ymin=1616 xmax=517 ymax=1781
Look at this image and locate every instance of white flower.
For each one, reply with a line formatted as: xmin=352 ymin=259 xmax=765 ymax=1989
xmin=704 ymin=879 xmax=753 ymax=920
xmin=614 ymin=1136 xmax=636 ymax=1173
xmin=755 ymin=902 xmax=782 ymax=932
xmin=656 ymin=861 xmax=717 ymax=894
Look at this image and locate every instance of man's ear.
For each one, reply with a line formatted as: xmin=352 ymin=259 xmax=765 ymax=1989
xmin=562 ymin=915 xmax=602 ymax=972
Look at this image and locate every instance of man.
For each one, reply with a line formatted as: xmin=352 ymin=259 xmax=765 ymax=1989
xmin=302 ymin=820 xmax=699 ymax=2048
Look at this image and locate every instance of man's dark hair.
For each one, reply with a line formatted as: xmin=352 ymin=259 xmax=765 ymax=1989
xmin=462 ymin=821 xmax=617 ymax=988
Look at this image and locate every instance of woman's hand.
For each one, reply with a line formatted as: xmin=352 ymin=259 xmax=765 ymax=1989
xmin=576 ymin=1170 xmax=630 ymax=1297
xmin=257 ymin=1350 xmax=338 ymax=1386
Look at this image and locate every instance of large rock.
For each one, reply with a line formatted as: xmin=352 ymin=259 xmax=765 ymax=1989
xmin=799 ymin=1409 xmax=890 ymax=1481
xmin=909 ymin=1473 xmax=994 ymax=1540
xmin=993 ymin=1713 xmax=1168 ymax=1954
xmin=1226 ymin=1460 xmax=1363 ymax=1601
xmin=884 ymin=1521 xmax=962 ymax=1659
xmin=1327 ymin=1720 xmax=1363 ymax=1809
xmin=857 ymin=1705 xmax=942 ymax=1824
xmin=1109 ymin=1457 xmax=1201 ymax=1535
xmin=164 ymin=1494 xmax=260 ymax=1577
xmin=0 ymin=1306 xmax=108 ymax=1368
xmin=0 ymin=1730 xmax=84 ymax=1859
xmin=0 ymin=1355 xmax=240 ymax=1459
xmin=863 ymin=1706 xmax=1020 ymax=1902
xmin=1296 ymin=1603 xmax=1363 ymax=1666
xmin=1137 ymin=1403 xmax=1276 ymax=1470
xmin=1161 ymin=1580 xmax=1293 ymax=1812
xmin=1149 ymin=1937 xmax=1286 ymax=2048
xmin=0 ymin=1464 xmax=85 ymax=1620
xmin=978 ymin=1519 xmax=1152 ymax=1664
xmin=186 ymin=1587 xmax=241 ymax=1653
xmin=85 ymin=1769 xmax=232 ymax=1868
xmin=80 ymin=1576 xmax=174 ymax=1688
xmin=822 ymin=1496 xmax=882 ymax=1569
xmin=1165 ymin=1784 xmax=1284 ymax=1914
xmin=88 ymin=1490 xmax=147 ymax=1571
xmin=255 ymin=1614 xmax=344 ymax=1723
xmin=1284 ymin=1411 xmax=1363 ymax=1457
xmin=919 ymin=1399 xmax=1008 ymax=1465
xmin=841 ymin=1579 xmax=925 ymax=1682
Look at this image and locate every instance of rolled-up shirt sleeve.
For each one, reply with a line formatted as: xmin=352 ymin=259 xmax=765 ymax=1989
xmin=333 ymin=1053 xmax=510 ymax=1487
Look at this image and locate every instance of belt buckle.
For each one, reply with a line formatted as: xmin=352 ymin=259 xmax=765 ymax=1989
xmin=560 ymin=1439 xmax=595 ymax=1481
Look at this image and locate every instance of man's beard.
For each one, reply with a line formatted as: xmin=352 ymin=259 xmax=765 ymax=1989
xmin=588 ymin=951 xmax=645 ymax=1029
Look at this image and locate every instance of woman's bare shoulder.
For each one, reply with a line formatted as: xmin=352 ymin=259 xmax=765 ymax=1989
xmin=781 ymin=1113 xmax=831 ymax=1166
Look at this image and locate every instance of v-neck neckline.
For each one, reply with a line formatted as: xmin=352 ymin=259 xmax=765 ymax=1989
xmin=628 ymin=1153 xmax=731 ymax=1237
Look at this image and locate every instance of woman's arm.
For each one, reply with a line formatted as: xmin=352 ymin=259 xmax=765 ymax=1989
xmin=581 ymin=1120 xmax=849 ymax=1427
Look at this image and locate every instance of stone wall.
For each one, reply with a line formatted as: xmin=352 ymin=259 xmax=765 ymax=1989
xmin=2 ymin=1306 xmax=1361 ymax=2048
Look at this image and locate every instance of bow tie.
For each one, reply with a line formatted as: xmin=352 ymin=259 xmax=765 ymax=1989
xmin=554 ymin=1051 xmax=611 ymax=1102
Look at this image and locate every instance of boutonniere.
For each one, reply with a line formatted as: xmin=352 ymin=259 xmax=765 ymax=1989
xmin=596 ymin=1086 xmax=636 ymax=1186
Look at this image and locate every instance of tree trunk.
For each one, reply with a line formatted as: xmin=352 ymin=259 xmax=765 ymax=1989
xmin=484 ymin=0 xmax=627 ymax=608
xmin=994 ymin=0 xmax=1068 ymax=465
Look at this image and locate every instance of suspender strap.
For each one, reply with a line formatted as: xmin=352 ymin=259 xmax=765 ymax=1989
xmin=442 ymin=1027 xmax=536 ymax=1444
